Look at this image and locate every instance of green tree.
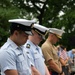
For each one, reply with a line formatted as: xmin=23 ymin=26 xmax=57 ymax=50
xmin=0 ymin=0 xmax=75 ymax=50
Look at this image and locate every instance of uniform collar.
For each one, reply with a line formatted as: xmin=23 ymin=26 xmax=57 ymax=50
xmin=7 ymin=38 xmax=22 ymax=50
xmin=46 ymin=39 xmax=52 ymax=45
xmin=27 ymin=40 xmax=39 ymax=50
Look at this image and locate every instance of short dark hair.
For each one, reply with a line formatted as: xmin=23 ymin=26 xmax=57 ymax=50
xmin=9 ymin=23 xmax=23 ymax=35
xmin=60 ymin=45 xmax=66 ymax=50
xmin=9 ymin=23 xmax=32 ymax=35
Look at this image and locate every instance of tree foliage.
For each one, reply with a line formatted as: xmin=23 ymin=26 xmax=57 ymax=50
xmin=0 ymin=0 xmax=75 ymax=49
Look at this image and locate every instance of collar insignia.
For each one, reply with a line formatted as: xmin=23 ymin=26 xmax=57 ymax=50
xmin=26 ymin=44 xmax=30 ymax=48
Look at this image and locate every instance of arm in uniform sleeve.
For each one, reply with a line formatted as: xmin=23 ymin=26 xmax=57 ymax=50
xmin=0 ymin=51 xmax=18 ymax=75
xmin=48 ymin=59 xmax=62 ymax=73
xmin=25 ymin=44 xmax=41 ymax=75
xmin=42 ymin=46 xmax=62 ymax=74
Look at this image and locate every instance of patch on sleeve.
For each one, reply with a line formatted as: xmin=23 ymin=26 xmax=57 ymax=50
xmin=26 ymin=44 xmax=30 ymax=48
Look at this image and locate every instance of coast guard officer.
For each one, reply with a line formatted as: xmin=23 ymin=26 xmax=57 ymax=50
xmin=0 ymin=19 xmax=39 ymax=75
xmin=24 ymin=24 xmax=50 ymax=75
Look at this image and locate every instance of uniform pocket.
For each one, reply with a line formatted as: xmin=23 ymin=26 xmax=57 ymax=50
xmin=16 ymin=54 xmax=25 ymax=71
xmin=34 ymin=53 xmax=40 ymax=59
xmin=17 ymin=54 xmax=24 ymax=62
xmin=52 ymin=50 xmax=59 ymax=60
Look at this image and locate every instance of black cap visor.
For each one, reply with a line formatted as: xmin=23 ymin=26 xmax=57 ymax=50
xmin=10 ymin=23 xmax=33 ymax=35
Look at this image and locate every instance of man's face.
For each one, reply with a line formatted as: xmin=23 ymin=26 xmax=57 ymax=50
xmin=32 ymin=30 xmax=42 ymax=45
xmin=51 ymin=34 xmax=59 ymax=44
xmin=16 ymin=31 xmax=28 ymax=46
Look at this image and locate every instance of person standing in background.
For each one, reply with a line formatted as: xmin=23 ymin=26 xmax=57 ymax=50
xmin=67 ymin=49 xmax=75 ymax=75
xmin=57 ymin=45 xmax=69 ymax=75
xmin=24 ymin=24 xmax=50 ymax=75
xmin=68 ymin=49 xmax=75 ymax=63
xmin=41 ymin=28 xmax=65 ymax=75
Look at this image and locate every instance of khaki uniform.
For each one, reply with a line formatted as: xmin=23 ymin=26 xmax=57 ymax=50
xmin=41 ymin=40 xmax=61 ymax=71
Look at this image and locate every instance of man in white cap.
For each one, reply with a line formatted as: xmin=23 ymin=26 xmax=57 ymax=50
xmin=41 ymin=28 xmax=65 ymax=75
xmin=24 ymin=24 xmax=50 ymax=75
xmin=0 ymin=19 xmax=41 ymax=75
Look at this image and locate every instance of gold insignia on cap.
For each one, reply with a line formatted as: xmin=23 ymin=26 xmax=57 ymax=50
xmin=55 ymin=33 xmax=62 ymax=39
xmin=35 ymin=30 xmax=44 ymax=36
xmin=26 ymin=44 xmax=30 ymax=48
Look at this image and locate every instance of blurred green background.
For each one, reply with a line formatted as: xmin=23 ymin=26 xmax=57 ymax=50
xmin=0 ymin=0 xmax=75 ymax=50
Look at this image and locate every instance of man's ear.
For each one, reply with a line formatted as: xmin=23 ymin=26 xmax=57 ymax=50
xmin=50 ymin=33 xmax=54 ymax=37
xmin=14 ymin=30 xmax=19 ymax=36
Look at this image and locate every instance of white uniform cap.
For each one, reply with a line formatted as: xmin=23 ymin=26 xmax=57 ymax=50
xmin=9 ymin=19 xmax=35 ymax=26
xmin=32 ymin=24 xmax=49 ymax=39
xmin=8 ymin=19 xmax=36 ymax=35
xmin=49 ymin=28 xmax=65 ymax=39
